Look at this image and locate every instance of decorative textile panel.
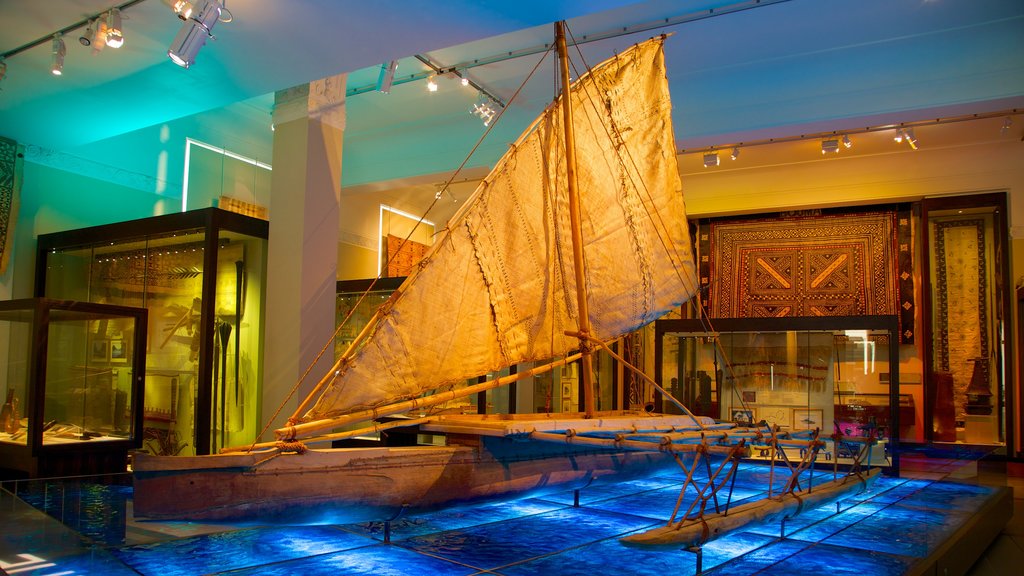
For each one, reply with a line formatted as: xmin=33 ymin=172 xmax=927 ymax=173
xmin=0 ymin=136 xmax=18 ymax=275
xmin=933 ymin=216 xmax=990 ymax=419
xmin=385 ymin=234 xmax=429 ymax=278
xmin=708 ymin=212 xmax=899 ymax=319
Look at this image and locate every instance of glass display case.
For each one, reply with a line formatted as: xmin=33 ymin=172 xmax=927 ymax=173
xmin=36 ymin=208 xmax=268 ymax=456
xmin=0 ymin=298 xmax=146 ymax=477
xmin=655 ymin=316 xmax=900 ymax=472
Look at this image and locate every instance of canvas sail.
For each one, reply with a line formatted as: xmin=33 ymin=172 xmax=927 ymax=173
xmin=306 ymin=37 xmax=697 ymax=421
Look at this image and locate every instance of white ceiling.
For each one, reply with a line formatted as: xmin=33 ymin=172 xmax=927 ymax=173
xmin=1 ymin=0 xmax=1022 ymax=211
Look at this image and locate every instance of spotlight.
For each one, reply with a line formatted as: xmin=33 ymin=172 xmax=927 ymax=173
xmin=703 ymin=152 xmax=719 ymax=168
xmin=168 ymin=0 xmax=223 ymax=68
xmin=730 ymin=147 xmax=740 ymax=160
xmin=821 ymin=138 xmax=840 ymax=154
xmin=904 ymin=128 xmax=918 ymax=150
xmin=92 ymin=20 xmax=108 ymax=53
xmin=79 ymin=20 xmax=95 ymax=46
xmin=167 ymin=0 xmax=194 ymax=20
xmin=51 ymin=34 xmax=66 ymax=76
xmin=1001 ymin=117 xmax=1013 ymax=135
xmin=842 ymin=134 xmax=852 ymax=148
xmin=471 ymin=99 xmax=496 ymax=126
xmin=0 ymin=59 xmax=6 ymax=82
xmin=893 ymin=128 xmax=905 ymax=143
xmin=105 ymin=8 xmax=124 ymax=48
xmin=427 ymin=75 xmax=438 ymax=92
xmin=376 ymin=60 xmax=398 ymax=94
xmin=460 ymin=76 xmax=469 ymax=87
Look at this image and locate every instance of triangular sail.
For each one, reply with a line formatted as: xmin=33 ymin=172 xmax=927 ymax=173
xmin=306 ymin=37 xmax=697 ymax=421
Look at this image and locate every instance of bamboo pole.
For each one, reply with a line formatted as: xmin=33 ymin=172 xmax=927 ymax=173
xmin=529 ymin=430 xmax=743 ymax=456
xmin=272 ymin=353 xmax=582 ymax=441
xmin=554 ymin=21 xmax=596 ymax=419
xmin=222 ymin=416 xmax=435 ymax=453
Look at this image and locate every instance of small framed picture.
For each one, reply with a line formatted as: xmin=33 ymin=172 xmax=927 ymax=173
xmin=793 ymin=408 xmax=823 ymax=430
xmin=110 ymin=339 xmax=127 ymax=363
xmin=731 ymin=409 xmax=754 ymax=425
xmin=741 ymin=390 xmax=756 ymax=403
xmin=92 ymin=339 xmax=109 ymax=361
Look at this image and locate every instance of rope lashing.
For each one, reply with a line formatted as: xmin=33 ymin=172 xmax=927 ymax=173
xmin=276 ymin=440 xmax=308 ymax=454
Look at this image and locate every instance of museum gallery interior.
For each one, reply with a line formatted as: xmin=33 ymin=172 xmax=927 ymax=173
xmin=0 ymin=1 xmax=1022 ymax=575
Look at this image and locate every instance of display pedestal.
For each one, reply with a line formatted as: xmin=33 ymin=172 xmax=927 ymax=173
xmin=964 ymin=414 xmax=997 ymax=444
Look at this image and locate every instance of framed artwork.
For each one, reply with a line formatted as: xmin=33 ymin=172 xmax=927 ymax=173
xmin=731 ymin=409 xmax=754 ymax=425
xmin=755 ymin=406 xmax=789 ymax=429
xmin=91 ymin=339 xmax=109 ymax=361
xmin=110 ymin=339 xmax=127 ymax=363
xmin=792 ymin=408 xmax=823 ymax=430
xmin=741 ymin=390 xmax=756 ymax=403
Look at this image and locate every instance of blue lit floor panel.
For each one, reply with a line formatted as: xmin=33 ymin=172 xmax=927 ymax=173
xmin=0 ymin=464 xmax=1007 ymax=576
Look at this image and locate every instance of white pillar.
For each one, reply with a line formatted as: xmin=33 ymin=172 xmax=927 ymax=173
xmin=262 ymin=75 xmax=346 ymax=439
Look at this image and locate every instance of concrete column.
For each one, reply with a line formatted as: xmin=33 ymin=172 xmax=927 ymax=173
xmin=262 ymin=75 xmax=346 ymax=439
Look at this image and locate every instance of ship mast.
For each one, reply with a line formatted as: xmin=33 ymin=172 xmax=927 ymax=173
xmin=554 ymin=21 xmax=596 ymax=418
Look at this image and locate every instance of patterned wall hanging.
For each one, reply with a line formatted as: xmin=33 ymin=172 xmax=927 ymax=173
xmin=0 ymin=136 xmax=18 ymax=275
xmin=705 ymin=211 xmax=900 ymax=320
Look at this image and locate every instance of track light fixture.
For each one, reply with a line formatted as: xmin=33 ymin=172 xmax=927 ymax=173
xmin=376 ymin=60 xmax=399 ymax=94
xmin=168 ymin=0 xmax=223 ymax=68
xmin=893 ymin=129 xmax=905 ymax=143
xmin=426 ymin=75 xmax=439 ymax=92
xmin=167 ymin=0 xmax=195 ymax=20
xmin=471 ymin=99 xmax=496 ymax=126
xmin=842 ymin=134 xmax=852 ymax=148
xmin=50 ymin=34 xmax=66 ymax=76
xmin=105 ymin=8 xmax=124 ymax=48
xmin=730 ymin=147 xmax=740 ymax=160
xmin=1001 ymin=117 xmax=1013 ymax=135
xmin=703 ymin=152 xmax=719 ymax=168
xmin=904 ymin=128 xmax=917 ymax=149
xmin=79 ymin=20 xmax=94 ymax=46
xmin=821 ymin=138 xmax=839 ymax=154
xmin=0 ymin=58 xmax=6 ymax=83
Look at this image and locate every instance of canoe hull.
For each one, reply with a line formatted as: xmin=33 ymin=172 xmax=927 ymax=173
xmin=620 ymin=467 xmax=882 ymax=549
xmin=132 ymin=435 xmax=678 ymax=524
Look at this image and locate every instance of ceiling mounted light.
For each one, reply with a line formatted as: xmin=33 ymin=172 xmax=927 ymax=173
xmin=821 ymin=138 xmax=840 ymax=154
xmin=703 ymin=152 xmax=719 ymax=168
xmin=730 ymin=147 xmax=740 ymax=160
xmin=460 ymin=76 xmax=470 ymax=87
xmin=105 ymin=8 xmax=124 ymax=48
xmin=0 ymin=59 xmax=6 ymax=82
xmin=1001 ymin=117 xmax=1013 ymax=135
xmin=50 ymin=34 xmax=66 ymax=76
xmin=376 ymin=60 xmax=398 ymax=94
xmin=167 ymin=0 xmax=194 ymax=20
xmin=91 ymin=20 xmax=108 ymax=54
xmin=904 ymin=128 xmax=918 ymax=149
xmin=471 ymin=99 xmax=496 ymax=126
xmin=168 ymin=0 xmax=223 ymax=68
xmin=893 ymin=128 xmax=905 ymax=143
xmin=842 ymin=134 xmax=852 ymax=148
xmin=79 ymin=20 xmax=95 ymax=46
xmin=426 ymin=75 xmax=438 ymax=92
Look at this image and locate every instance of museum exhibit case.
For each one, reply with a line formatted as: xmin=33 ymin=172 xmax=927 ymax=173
xmin=0 ymin=298 xmax=147 ymax=477
xmin=655 ymin=316 xmax=901 ymax=472
xmin=921 ymin=193 xmax=1011 ymax=447
xmin=35 ymin=208 xmax=268 ymax=456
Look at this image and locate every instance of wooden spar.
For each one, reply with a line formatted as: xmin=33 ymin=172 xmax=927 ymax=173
xmin=554 ymin=21 xmax=596 ymax=419
xmin=271 ymin=353 xmax=582 ymax=442
xmin=221 ymin=416 xmax=435 ymax=453
xmin=529 ymin=430 xmax=746 ymax=457
xmin=567 ymin=330 xmax=706 ymax=430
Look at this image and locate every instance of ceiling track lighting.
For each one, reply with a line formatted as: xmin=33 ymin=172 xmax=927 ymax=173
xmin=376 ymin=60 xmax=399 ymax=94
xmin=821 ymin=138 xmax=839 ymax=154
xmin=426 ymin=75 xmax=439 ymax=92
xmin=471 ymin=99 xmax=496 ymax=126
xmin=167 ymin=0 xmax=195 ymax=20
xmin=105 ymin=8 xmax=124 ymax=48
xmin=79 ymin=20 xmax=95 ymax=46
xmin=730 ymin=147 xmax=740 ymax=160
xmin=703 ymin=152 xmax=720 ymax=168
xmin=1001 ymin=117 xmax=1013 ymax=135
xmin=168 ymin=0 xmax=226 ymax=68
xmin=50 ymin=34 xmax=66 ymax=76
xmin=842 ymin=134 xmax=852 ymax=148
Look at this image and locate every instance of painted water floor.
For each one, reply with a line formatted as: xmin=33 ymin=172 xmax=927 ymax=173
xmin=0 ymin=463 xmax=1004 ymax=576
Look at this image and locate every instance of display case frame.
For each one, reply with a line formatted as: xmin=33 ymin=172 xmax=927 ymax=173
xmin=655 ymin=315 xmax=901 ymax=475
xmin=35 ymin=208 xmax=268 ymax=456
xmin=0 ymin=298 xmax=147 ymax=477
